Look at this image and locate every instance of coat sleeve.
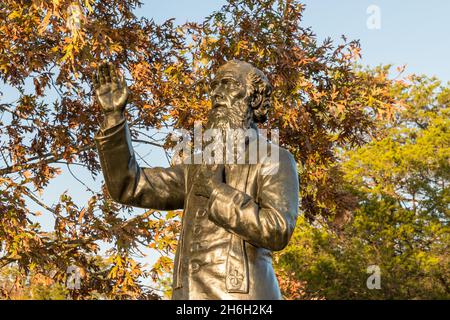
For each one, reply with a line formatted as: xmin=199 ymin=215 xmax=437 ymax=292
xmin=207 ymin=149 xmax=299 ymax=251
xmin=94 ymin=119 xmax=185 ymax=210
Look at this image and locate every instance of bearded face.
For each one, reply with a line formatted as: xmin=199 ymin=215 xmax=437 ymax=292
xmin=200 ymin=61 xmax=270 ymax=164
xmin=205 ymin=65 xmax=254 ymax=131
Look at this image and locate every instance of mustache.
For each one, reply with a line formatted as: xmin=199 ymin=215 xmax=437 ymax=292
xmin=206 ymin=100 xmax=253 ymax=130
xmin=209 ymin=105 xmax=229 ymax=118
xmin=207 ymin=114 xmax=236 ymax=129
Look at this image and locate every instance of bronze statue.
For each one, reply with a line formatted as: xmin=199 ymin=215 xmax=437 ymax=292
xmin=93 ymin=60 xmax=299 ymax=299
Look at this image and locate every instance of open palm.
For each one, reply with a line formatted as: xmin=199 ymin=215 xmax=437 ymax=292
xmin=94 ymin=62 xmax=129 ymax=113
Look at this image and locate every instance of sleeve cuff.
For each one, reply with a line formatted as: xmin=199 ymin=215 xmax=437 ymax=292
xmin=94 ymin=118 xmax=127 ymax=141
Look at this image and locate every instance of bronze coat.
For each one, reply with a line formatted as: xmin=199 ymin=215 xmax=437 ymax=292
xmin=95 ymin=119 xmax=299 ymax=300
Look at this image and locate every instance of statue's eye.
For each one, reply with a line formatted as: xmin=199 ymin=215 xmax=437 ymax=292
xmin=223 ymin=79 xmax=238 ymax=88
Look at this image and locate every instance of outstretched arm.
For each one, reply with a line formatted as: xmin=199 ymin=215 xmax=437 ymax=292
xmin=93 ymin=62 xmax=185 ymax=210
xmin=95 ymin=120 xmax=185 ymax=210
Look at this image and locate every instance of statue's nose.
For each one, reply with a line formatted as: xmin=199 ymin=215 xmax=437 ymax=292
xmin=211 ymin=89 xmax=224 ymax=103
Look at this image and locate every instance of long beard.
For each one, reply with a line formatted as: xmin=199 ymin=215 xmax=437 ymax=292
xmin=202 ymin=102 xmax=256 ymax=164
xmin=205 ymin=101 xmax=252 ymax=131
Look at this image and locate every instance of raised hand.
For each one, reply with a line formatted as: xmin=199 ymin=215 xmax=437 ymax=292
xmin=93 ymin=62 xmax=129 ymax=114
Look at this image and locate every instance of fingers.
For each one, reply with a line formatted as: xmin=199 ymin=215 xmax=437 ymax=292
xmin=96 ymin=62 xmax=112 ymax=85
xmin=96 ymin=62 xmax=124 ymax=87
xmin=104 ymin=63 xmax=111 ymax=83
xmin=93 ymin=64 xmax=102 ymax=89
xmin=110 ymin=63 xmax=119 ymax=84
xmin=110 ymin=64 xmax=127 ymax=93
xmin=97 ymin=63 xmax=105 ymax=85
xmin=92 ymin=72 xmax=99 ymax=90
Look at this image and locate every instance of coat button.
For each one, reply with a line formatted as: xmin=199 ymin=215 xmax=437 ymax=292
xmin=196 ymin=208 xmax=207 ymax=217
xmin=191 ymin=261 xmax=200 ymax=273
xmin=194 ymin=226 xmax=202 ymax=235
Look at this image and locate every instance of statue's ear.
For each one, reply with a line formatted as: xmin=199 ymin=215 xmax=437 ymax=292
xmin=251 ymin=93 xmax=263 ymax=109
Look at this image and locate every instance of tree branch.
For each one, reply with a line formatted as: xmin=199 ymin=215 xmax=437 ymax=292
xmin=0 ymin=135 xmax=165 ymax=176
xmin=0 ymin=144 xmax=95 ymax=176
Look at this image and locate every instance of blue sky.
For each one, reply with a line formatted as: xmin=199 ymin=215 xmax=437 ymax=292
xmin=1 ymin=0 xmax=449 ymax=289
xmin=138 ymin=0 xmax=450 ymax=81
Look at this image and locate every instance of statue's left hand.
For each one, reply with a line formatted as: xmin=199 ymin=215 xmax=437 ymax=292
xmin=193 ymin=164 xmax=225 ymax=198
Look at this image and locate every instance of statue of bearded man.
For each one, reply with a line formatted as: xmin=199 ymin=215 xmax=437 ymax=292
xmin=93 ymin=59 xmax=299 ymax=300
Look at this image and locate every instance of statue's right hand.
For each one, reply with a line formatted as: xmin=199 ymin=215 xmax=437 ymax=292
xmin=93 ymin=62 xmax=129 ymax=114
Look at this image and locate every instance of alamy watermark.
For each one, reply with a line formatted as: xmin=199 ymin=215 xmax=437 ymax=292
xmin=66 ymin=265 xmax=81 ymax=290
xmin=367 ymin=5 xmax=381 ymax=30
xmin=170 ymin=123 xmax=280 ymax=175
xmin=366 ymin=265 xmax=381 ymax=289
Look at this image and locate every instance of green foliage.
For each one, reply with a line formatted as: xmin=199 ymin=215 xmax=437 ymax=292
xmin=276 ymin=76 xmax=449 ymax=299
